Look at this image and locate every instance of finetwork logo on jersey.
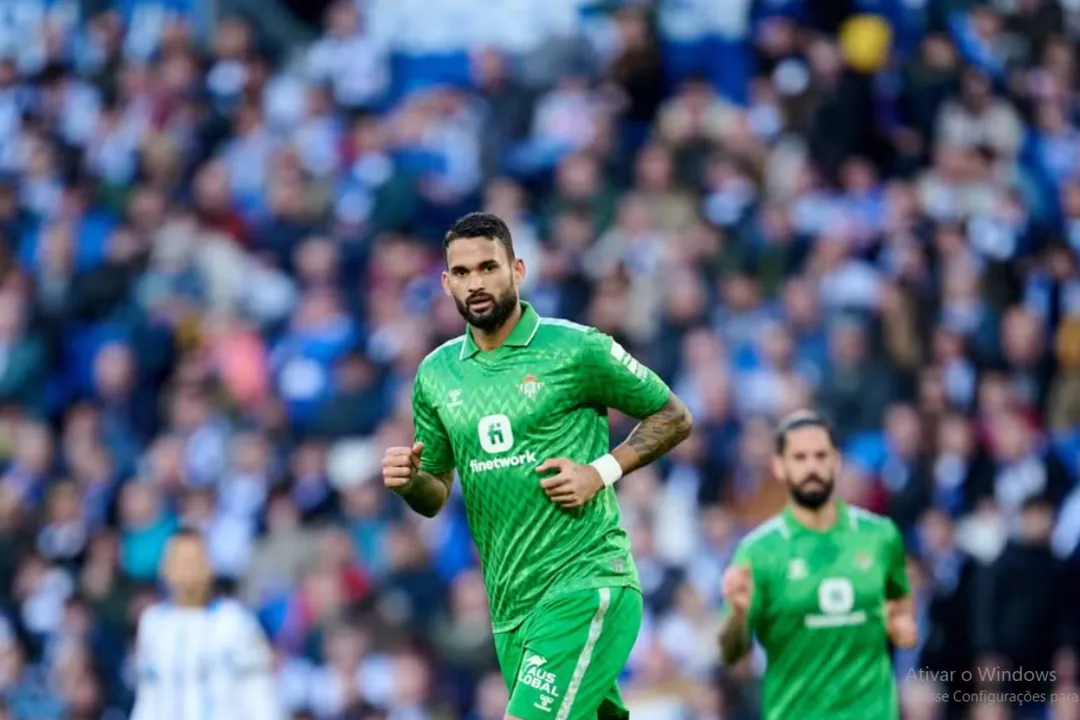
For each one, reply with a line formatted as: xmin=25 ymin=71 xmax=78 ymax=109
xmin=472 ymin=414 xmax=535 ymax=473
xmin=804 ymin=577 xmax=867 ymax=629
xmin=468 ymin=451 xmax=537 ymax=473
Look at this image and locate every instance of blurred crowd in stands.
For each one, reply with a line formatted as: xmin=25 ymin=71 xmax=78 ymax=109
xmin=0 ymin=0 xmax=1079 ymax=718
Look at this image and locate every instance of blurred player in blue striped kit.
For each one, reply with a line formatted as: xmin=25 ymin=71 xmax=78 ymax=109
xmin=131 ymin=528 xmax=283 ymax=720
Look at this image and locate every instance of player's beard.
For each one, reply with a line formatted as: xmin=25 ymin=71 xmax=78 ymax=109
xmin=787 ymin=472 xmax=835 ymax=510
xmin=456 ymin=286 xmax=519 ymax=332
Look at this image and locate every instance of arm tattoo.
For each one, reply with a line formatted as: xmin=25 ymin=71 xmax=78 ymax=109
xmin=398 ymin=470 xmax=454 ymax=518
xmin=620 ymin=393 xmax=693 ymax=472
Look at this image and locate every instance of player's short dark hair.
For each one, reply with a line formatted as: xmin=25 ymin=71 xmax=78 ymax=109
xmin=775 ymin=410 xmax=837 ymax=455
xmin=444 ymin=212 xmax=515 ymax=263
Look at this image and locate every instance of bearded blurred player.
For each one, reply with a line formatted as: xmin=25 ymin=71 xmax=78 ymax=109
xmin=382 ymin=212 xmax=693 ymax=720
xmin=719 ymin=410 xmax=917 ymax=720
xmin=131 ymin=529 xmax=282 ymax=720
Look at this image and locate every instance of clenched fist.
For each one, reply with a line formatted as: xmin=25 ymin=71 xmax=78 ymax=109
xmin=382 ymin=442 xmax=424 ymax=491
xmin=886 ymin=601 xmax=918 ymax=649
xmin=721 ymin=565 xmax=753 ymax=617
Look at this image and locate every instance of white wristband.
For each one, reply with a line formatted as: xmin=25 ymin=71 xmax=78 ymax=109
xmin=590 ymin=453 xmax=624 ymax=488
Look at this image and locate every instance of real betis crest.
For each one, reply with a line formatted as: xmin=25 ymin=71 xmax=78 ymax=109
xmin=517 ymin=374 xmax=543 ymax=399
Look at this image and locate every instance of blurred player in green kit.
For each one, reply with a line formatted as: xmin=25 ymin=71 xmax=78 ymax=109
xmin=381 ymin=213 xmax=693 ymax=720
xmin=719 ymin=410 xmax=919 ymax=720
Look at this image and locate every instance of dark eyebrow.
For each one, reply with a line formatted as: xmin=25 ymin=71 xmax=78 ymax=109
xmin=450 ymin=260 xmax=500 ymax=273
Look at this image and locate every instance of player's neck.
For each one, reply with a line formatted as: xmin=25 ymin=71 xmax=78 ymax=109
xmin=173 ymin=587 xmax=213 ymax=608
xmin=470 ymin=302 xmax=524 ymax=351
xmin=789 ymin=500 xmax=839 ymax=532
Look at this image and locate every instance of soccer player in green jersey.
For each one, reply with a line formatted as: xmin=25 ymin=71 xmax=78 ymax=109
xmin=381 ymin=212 xmax=693 ymax=720
xmin=719 ymin=410 xmax=918 ymax=720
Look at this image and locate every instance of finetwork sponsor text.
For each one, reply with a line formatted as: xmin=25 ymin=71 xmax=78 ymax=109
xmin=469 ymin=451 xmax=538 ymax=473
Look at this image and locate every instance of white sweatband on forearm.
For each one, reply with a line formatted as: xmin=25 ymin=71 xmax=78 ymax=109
xmin=590 ymin=453 xmax=624 ymax=487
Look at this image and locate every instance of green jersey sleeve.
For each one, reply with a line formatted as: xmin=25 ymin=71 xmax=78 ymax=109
xmin=884 ymin=520 xmax=910 ymax=600
xmin=577 ymin=330 xmax=670 ymax=419
xmin=411 ymin=370 xmax=455 ymax=475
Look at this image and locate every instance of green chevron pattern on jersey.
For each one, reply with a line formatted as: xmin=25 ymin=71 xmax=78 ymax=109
xmin=412 ymin=302 xmax=670 ymax=632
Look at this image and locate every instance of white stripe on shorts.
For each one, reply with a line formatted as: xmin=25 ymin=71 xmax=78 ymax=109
xmin=555 ymin=588 xmax=612 ymax=720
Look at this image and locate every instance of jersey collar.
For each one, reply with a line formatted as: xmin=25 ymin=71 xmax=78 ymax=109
xmin=782 ymin=499 xmax=850 ymax=534
xmin=460 ymin=301 xmax=541 ymax=359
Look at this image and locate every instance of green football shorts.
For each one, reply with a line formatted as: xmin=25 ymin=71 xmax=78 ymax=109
xmin=494 ymin=585 xmax=642 ymax=720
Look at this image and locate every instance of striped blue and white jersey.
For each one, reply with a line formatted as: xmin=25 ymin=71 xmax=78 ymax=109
xmin=131 ymin=598 xmax=283 ymax=720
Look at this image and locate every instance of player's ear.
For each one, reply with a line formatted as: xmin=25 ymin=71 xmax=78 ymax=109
xmin=770 ymin=454 xmax=785 ymax=484
xmin=440 ymin=270 xmax=452 ymax=297
xmin=512 ymin=257 xmax=525 ymax=286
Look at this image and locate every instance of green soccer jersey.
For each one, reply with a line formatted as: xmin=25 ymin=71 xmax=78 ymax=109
xmin=411 ymin=302 xmax=670 ymax=633
xmin=725 ymin=501 xmax=911 ymax=720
